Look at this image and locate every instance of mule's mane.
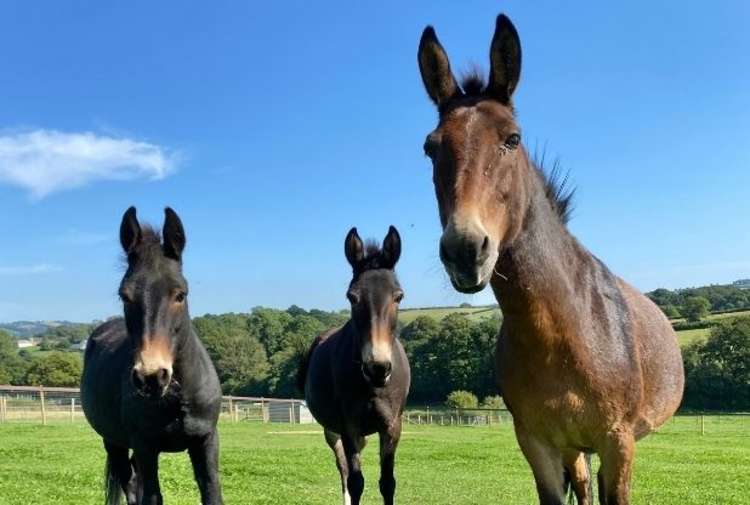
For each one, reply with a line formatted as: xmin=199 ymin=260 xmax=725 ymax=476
xmin=460 ymin=68 xmax=486 ymax=96
xmin=356 ymin=240 xmax=388 ymax=272
xmin=532 ymin=154 xmax=576 ymax=225
xmin=121 ymin=225 xmax=163 ymax=265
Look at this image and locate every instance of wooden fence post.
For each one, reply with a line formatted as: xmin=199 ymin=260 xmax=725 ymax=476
xmin=1 ymin=396 xmax=5 ymax=423
xmin=700 ymin=415 xmax=705 ymax=436
xmin=39 ymin=386 xmax=47 ymax=425
xmin=289 ymin=405 xmax=293 ymax=424
xmin=227 ymin=397 xmax=233 ymax=422
xmin=70 ymin=398 xmax=75 ymax=422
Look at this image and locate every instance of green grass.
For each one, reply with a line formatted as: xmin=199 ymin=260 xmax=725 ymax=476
xmin=0 ymin=417 xmax=748 ymax=504
xmin=675 ymin=327 xmax=712 ymax=346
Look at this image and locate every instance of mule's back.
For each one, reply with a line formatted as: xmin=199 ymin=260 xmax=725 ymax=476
xmin=81 ymin=318 xmax=132 ymax=446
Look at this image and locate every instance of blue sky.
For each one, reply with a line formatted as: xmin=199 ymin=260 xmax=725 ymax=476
xmin=0 ymin=1 xmax=748 ymax=322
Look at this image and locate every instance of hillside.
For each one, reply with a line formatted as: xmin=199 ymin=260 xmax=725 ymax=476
xmin=0 ymin=321 xmax=83 ymax=338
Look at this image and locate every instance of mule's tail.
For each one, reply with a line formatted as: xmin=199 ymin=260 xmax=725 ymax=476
xmin=105 ymin=453 xmax=123 ymax=505
xmin=564 ymin=453 xmax=593 ymax=505
xmin=296 ymin=334 xmax=324 ymax=394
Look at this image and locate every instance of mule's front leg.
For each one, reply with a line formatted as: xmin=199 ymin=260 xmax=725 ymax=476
xmin=133 ymin=450 xmax=162 ymax=505
xmin=342 ymin=434 xmax=366 ymax=505
xmin=325 ymin=430 xmax=351 ymax=505
xmin=188 ymin=430 xmax=224 ymax=505
xmin=514 ymin=423 xmax=567 ymax=505
xmin=378 ymin=420 xmax=402 ymax=505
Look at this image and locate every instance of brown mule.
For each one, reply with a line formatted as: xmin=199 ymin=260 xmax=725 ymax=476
xmin=417 ymin=14 xmax=684 ymax=505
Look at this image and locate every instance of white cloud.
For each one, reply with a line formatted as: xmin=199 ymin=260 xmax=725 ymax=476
xmin=0 ymin=264 xmax=62 ymax=276
xmin=0 ymin=129 xmax=178 ymax=199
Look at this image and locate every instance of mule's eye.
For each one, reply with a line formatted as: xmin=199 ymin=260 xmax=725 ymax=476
xmin=423 ymin=135 xmax=439 ymax=159
xmin=175 ymin=291 xmax=186 ymax=303
xmin=505 ymin=133 xmax=521 ymax=149
xmin=346 ymin=290 xmax=360 ymax=305
xmin=394 ymin=291 xmax=404 ymax=304
xmin=119 ymin=291 xmax=132 ymax=304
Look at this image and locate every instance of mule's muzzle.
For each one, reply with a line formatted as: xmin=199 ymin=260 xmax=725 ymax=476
xmin=440 ymin=231 xmax=495 ymax=294
xmin=362 ymin=360 xmax=392 ymax=387
xmin=132 ymin=366 xmax=172 ymax=399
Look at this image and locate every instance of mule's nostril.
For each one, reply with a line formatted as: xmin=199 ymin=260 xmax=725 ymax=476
xmin=157 ymin=368 xmax=170 ymax=388
xmin=481 ymin=236 xmax=490 ymax=252
xmin=131 ymin=369 xmax=145 ymax=390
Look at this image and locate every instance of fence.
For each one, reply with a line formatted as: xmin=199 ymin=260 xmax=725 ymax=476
xmin=403 ymin=406 xmax=513 ymax=427
xmin=0 ymin=385 xmax=312 ymax=425
xmin=2 ymin=385 xmax=748 ymax=435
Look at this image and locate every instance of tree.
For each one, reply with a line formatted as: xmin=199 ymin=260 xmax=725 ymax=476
xmin=24 ymin=352 xmax=82 ymax=387
xmin=445 ymin=390 xmax=478 ymax=409
xmin=0 ymin=330 xmax=27 ymax=384
xmin=193 ymin=313 xmax=269 ymax=395
xmin=662 ymin=305 xmax=682 ymax=319
xmin=683 ymin=296 xmax=711 ymax=322
xmin=683 ymin=317 xmax=750 ymax=410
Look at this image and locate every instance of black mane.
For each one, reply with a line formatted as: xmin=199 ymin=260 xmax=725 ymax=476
xmin=532 ymin=152 xmax=576 ymax=225
xmin=460 ymin=68 xmax=486 ymax=96
xmin=354 ymin=240 xmax=389 ymax=274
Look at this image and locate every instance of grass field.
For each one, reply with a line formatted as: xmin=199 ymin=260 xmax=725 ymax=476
xmin=398 ymin=305 xmax=498 ymax=324
xmin=1 ymin=417 xmax=748 ymax=504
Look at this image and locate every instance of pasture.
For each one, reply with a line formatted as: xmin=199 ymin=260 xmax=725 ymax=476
xmin=0 ymin=417 xmax=747 ymax=504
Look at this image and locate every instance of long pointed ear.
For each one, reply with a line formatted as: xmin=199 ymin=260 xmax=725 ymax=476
xmin=381 ymin=226 xmax=401 ymax=269
xmin=487 ymin=14 xmax=522 ymax=104
xmin=162 ymin=207 xmax=186 ymax=262
xmin=344 ymin=227 xmax=364 ymax=269
xmin=120 ymin=206 xmax=142 ymax=255
xmin=418 ymin=26 xmax=460 ymax=107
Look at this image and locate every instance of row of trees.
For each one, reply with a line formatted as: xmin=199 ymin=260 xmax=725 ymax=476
xmin=647 ymin=284 xmax=750 ymax=320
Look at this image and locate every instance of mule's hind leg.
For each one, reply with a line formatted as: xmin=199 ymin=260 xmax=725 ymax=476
xmin=596 ymin=430 xmax=635 ymax=505
xmin=514 ymin=424 xmax=567 ymax=505
xmin=104 ymin=441 xmax=138 ymax=505
xmin=563 ymin=451 xmax=592 ymax=505
xmin=341 ymin=434 xmax=366 ymax=505
xmin=378 ymin=420 xmax=402 ymax=505
xmin=325 ymin=430 xmax=351 ymax=505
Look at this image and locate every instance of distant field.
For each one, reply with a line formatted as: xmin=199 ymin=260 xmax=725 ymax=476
xmin=398 ymin=305 xmax=499 ymax=324
xmin=0 ymin=417 xmax=748 ymax=504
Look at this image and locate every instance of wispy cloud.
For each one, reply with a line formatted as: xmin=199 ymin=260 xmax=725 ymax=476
xmin=0 ymin=129 xmax=178 ymax=199
xmin=0 ymin=264 xmax=62 ymax=276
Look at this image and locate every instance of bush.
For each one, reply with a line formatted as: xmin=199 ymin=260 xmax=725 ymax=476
xmin=481 ymin=395 xmax=504 ymax=409
xmin=445 ymin=390 xmax=478 ymax=410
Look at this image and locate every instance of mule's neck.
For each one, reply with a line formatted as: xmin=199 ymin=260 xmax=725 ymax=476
xmin=491 ymin=167 xmax=586 ymax=328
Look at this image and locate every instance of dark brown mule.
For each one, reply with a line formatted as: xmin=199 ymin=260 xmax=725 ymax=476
xmin=82 ymin=207 xmax=224 ymax=505
xmin=417 ymin=14 xmax=684 ymax=505
xmin=299 ymin=226 xmax=410 ymax=505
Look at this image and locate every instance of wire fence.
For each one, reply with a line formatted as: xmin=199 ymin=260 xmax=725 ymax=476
xmin=0 ymin=385 xmax=312 ymax=425
xmin=2 ymin=385 xmax=748 ymax=435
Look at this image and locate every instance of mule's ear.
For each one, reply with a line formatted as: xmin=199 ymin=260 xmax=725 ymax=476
xmin=162 ymin=207 xmax=186 ymax=262
xmin=418 ymin=26 xmax=460 ymax=107
xmin=381 ymin=226 xmax=401 ymax=269
xmin=120 ymin=206 xmax=142 ymax=255
xmin=344 ymin=227 xmax=364 ymax=269
xmin=488 ymin=14 xmax=522 ymax=104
